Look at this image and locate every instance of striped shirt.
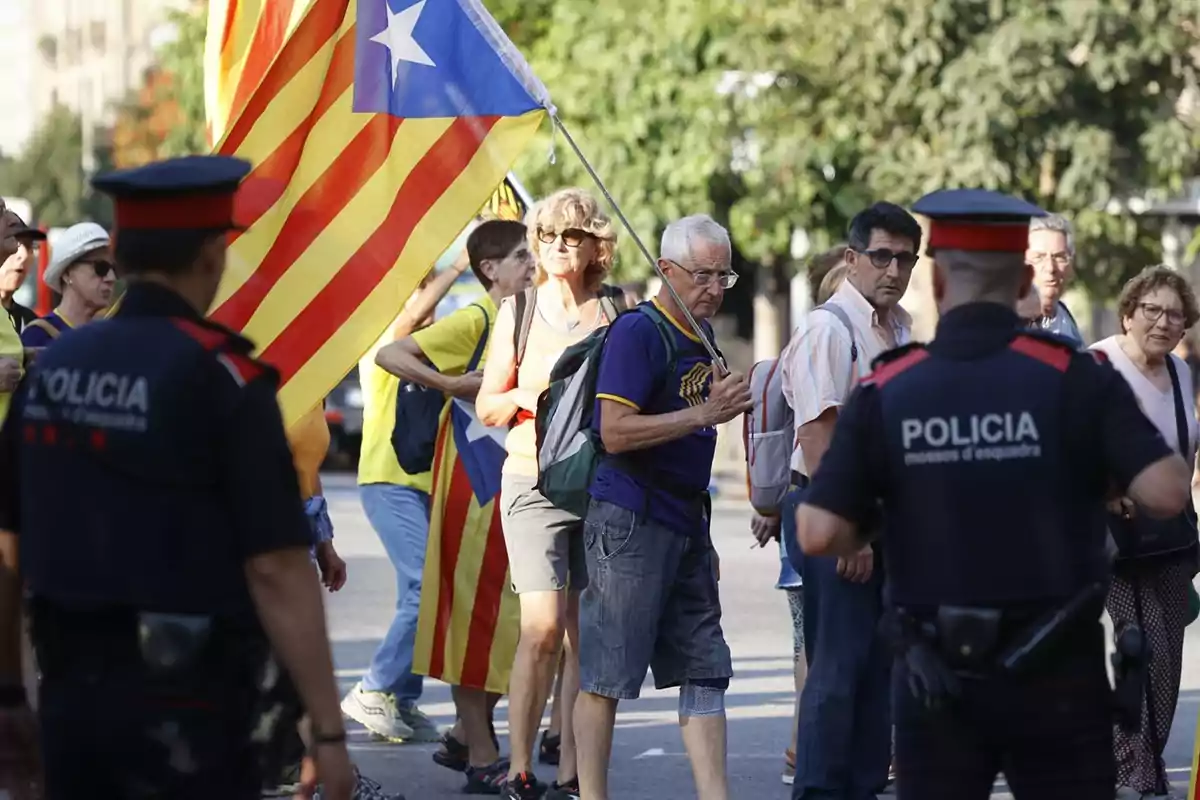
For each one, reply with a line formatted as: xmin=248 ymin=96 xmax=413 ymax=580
xmin=780 ymin=280 xmax=912 ymax=476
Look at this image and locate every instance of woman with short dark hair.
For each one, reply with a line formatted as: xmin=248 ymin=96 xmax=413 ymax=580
xmin=1092 ymin=265 xmax=1200 ymax=799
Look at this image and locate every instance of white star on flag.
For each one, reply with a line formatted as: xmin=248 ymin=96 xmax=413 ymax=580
xmin=454 ymin=399 xmax=508 ymax=447
xmin=371 ymin=0 xmax=436 ymax=84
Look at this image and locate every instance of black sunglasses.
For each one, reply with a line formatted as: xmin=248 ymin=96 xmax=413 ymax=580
xmin=855 ymin=248 xmax=919 ymax=271
xmin=77 ymin=259 xmax=115 ymax=279
xmin=537 ymin=227 xmax=594 ymax=248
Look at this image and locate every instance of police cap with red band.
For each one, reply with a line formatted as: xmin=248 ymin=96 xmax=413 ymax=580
xmin=91 ymin=155 xmax=252 ymax=233
xmin=912 ymin=189 xmax=1046 ymax=254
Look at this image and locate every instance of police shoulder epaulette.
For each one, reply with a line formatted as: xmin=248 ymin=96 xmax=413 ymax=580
xmin=863 ymin=343 xmax=929 ymax=388
xmin=171 ymin=317 xmax=269 ymax=389
xmin=1009 ymin=331 xmax=1073 ymax=373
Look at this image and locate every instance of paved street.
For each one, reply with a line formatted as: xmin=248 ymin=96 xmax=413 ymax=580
xmin=319 ymin=473 xmax=1200 ymax=799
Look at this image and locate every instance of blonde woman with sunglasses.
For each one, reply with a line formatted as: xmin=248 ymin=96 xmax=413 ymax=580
xmin=477 ymin=187 xmax=626 ymax=800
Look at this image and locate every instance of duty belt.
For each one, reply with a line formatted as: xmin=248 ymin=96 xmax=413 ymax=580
xmin=29 ymin=599 xmax=303 ymax=778
xmin=884 ymin=580 xmax=1109 ymax=711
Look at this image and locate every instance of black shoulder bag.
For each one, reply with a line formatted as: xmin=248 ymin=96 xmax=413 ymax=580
xmin=391 ymin=304 xmax=490 ymax=474
xmin=1110 ymin=356 xmax=1199 ymax=562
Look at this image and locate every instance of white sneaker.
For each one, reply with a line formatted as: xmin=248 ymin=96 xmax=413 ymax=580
xmin=340 ymin=682 xmax=415 ymax=741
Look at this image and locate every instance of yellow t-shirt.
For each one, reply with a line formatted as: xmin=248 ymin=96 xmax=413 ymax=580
xmin=410 ymin=296 xmax=495 ymax=375
xmin=287 ymin=403 xmax=331 ymax=501
xmin=0 ymin=319 xmax=22 ymax=426
xmin=357 ymin=323 xmax=433 ymax=492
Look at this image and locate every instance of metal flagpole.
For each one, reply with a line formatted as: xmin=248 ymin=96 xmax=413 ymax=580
xmin=549 ymin=114 xmax=729 ymax=374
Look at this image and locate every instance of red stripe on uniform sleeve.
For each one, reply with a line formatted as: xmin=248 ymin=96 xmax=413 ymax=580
xmin=865 ymin=348 xmax=930 ymax=388
xmin=1010 ymin=335 xmax=1071 ymax=372
xmin=219 ymin=352 xmax=266 ymax=386
xmin=171 ymin=318 xmax=229 ymax=351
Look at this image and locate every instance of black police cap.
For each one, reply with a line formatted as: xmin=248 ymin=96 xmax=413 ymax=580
xmin=91 ymin=155 xmax=252 ymax=233
xmin=912 ymin=189 xmax=1047 ymax=253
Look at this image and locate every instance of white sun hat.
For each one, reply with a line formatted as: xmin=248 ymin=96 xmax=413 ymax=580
xmin=45 ymin=222 xmax=111 ymax=293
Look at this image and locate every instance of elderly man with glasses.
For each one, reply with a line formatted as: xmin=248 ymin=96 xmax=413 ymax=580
xmin=574 ymin=214 xmax=751 ymax=800
xmin=1026 ymin=213 xmax=1084 ymax=346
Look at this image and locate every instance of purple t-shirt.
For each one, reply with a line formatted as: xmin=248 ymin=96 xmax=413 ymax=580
xmin=19 ymin=313 xmax=70 ymax=348
xmin=589 ymin=303 xmax=717 ymax=534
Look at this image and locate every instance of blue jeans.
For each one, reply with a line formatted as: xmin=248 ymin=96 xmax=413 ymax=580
xmin=360 ymin=483 xmax=430 ymax=705
xmin=793 ymin=549 xmax=891 ymax=799
xmin=776 ymin=486 xmax=805 ymax=589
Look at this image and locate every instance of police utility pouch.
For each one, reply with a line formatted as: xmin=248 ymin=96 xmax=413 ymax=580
xmin=935 ymin=606 xmax=1002 ymax=670
xmin=1110 ymin=356 xmax=1199 ymax=562
xmin=137 ymin=612 xmax=214 ymax=675
xmin=881 ymin=609 xmax=962 ymax=712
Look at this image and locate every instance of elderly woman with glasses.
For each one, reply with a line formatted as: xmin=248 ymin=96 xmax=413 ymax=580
xmin=476 ymin=187 xmax=626 ymax=800
xmin=1092 ymin=265 xmax=1200 ymax=799
xmin=21 ymin=222 xmax=115 ymax=348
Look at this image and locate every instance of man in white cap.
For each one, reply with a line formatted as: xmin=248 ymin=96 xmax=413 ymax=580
xmin=21 ymin=222 xmax=114 ymax=348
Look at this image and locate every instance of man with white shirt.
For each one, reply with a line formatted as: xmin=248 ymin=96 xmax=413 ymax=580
xmin=780 ymin=201 xmax=920 ymax=800
xmin=1026 ymin=213 xmax=1084 ymax=346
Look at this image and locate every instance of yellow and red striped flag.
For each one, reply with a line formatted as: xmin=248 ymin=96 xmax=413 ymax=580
xmin=1190 ymin=716 xmax=1200 ymax=799
xmin=203 ymin=0 xmax=550 ymax=426
xmin=415 ymin=396 xmax=518 ymax=692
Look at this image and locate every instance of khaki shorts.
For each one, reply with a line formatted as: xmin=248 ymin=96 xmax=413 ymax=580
xmin=500 ymin=474 xmax=588 ymax=593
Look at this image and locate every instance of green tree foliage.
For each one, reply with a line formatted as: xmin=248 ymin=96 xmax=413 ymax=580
xmin=0 ymin=106 xmax=112 ymax=227
xmin=157 ymin=6 xmax=209 ymax=158
xmin=496 ymin=0 xmax=1200 ymax=299
xmin=111 ymin=5 xmax=207 ymax=168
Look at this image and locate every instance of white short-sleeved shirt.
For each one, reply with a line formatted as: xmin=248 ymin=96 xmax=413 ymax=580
xmin=1091 ymin=336 xmax=1198 ymax=461
xmin=780 ymin=280 xmax=912 ymax=476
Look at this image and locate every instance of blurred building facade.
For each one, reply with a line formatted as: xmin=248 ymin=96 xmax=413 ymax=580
xmin=0 ymin=0 xmax=190 ymax=158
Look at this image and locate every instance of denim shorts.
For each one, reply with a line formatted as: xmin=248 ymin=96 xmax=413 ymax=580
xmin=578 ymin=499 xmax=733 ymax=700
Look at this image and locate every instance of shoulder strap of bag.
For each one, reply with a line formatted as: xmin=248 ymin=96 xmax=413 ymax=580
xmin=598 ymin=285 xmax=628 ymax=323
xmin=513 ymin=287 xmax=537 ymax=367
xmin=465 ymin=303 xmax=491 ymax=373
xmin=27 ymin=319 xmax=61 ymax=340
xmin=635 ymin=304 xmax=681 ymax=390
xmin=1166 ymin=356 xmax=1190 ymax=459
xmin=815 ymin=303 xmax=858 ymax=362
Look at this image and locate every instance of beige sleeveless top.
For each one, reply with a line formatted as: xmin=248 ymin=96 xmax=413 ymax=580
xmin=504 ymin=287 xmax=620 ymax=476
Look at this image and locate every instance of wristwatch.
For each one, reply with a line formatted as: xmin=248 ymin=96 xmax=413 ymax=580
xmin=312 ymin=728 xmax=347 ymax=746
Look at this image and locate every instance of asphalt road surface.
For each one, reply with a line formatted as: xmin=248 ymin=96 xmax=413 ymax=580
xmin=319 ymin=473 xmax=1200 ymax=799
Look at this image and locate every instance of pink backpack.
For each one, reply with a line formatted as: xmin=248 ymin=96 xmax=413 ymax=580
xmin=742 ymin=304 xmax=857 ymax=515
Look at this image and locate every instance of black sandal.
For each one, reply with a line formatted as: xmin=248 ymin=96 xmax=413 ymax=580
xmin=463 ymin=759 xmax=510 ymax=795
xmin=433 ymin=732 xmax=470 ymax=772
xmin=538 ymin=730 xmax=561 ymax=766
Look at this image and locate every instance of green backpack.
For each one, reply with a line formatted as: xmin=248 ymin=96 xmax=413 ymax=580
xmin=534 ymin=303 xmax=680 ymax=517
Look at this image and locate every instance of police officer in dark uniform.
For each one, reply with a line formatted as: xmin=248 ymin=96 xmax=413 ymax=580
xmin=793 ymin=189 xmax=1193 ymax=800
xmin=0 ymin=155 xmax=355 ymax=799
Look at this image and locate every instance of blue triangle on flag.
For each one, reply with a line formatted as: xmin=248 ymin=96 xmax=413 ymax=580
xmin=450 ymin=400 xmax=507 ymax=504
xmin=354 ymin=0 xmax=546 ymax=119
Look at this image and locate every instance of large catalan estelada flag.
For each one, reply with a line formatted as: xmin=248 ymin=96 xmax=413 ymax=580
xmin=1191 ymin=720 xmax=1200 ymax=799
xmin=415 ymin=394 xmax=517 ymax=693
xmin=202 ymin=0 xmax=550 ymax=427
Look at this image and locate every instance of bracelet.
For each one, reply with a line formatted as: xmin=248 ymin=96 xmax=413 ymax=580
xmin=311 ymin=729 xmax=347 ymax=746
xmin=0 ymin=685 xmax=26 ymax=708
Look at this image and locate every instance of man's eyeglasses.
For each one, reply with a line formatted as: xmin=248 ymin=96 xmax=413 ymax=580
xmin=854 ymin=248 xmax=918 ymax=271
xmin=1028 ymin=251 xmax=1072 ymax=266
xmin=665 ymin=259 xmax=739 ymax=289
xmin=1139 ymin=302 xmax=1186 ymax=327
xmin=537 ymin=227 xmax=595 ymax=248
